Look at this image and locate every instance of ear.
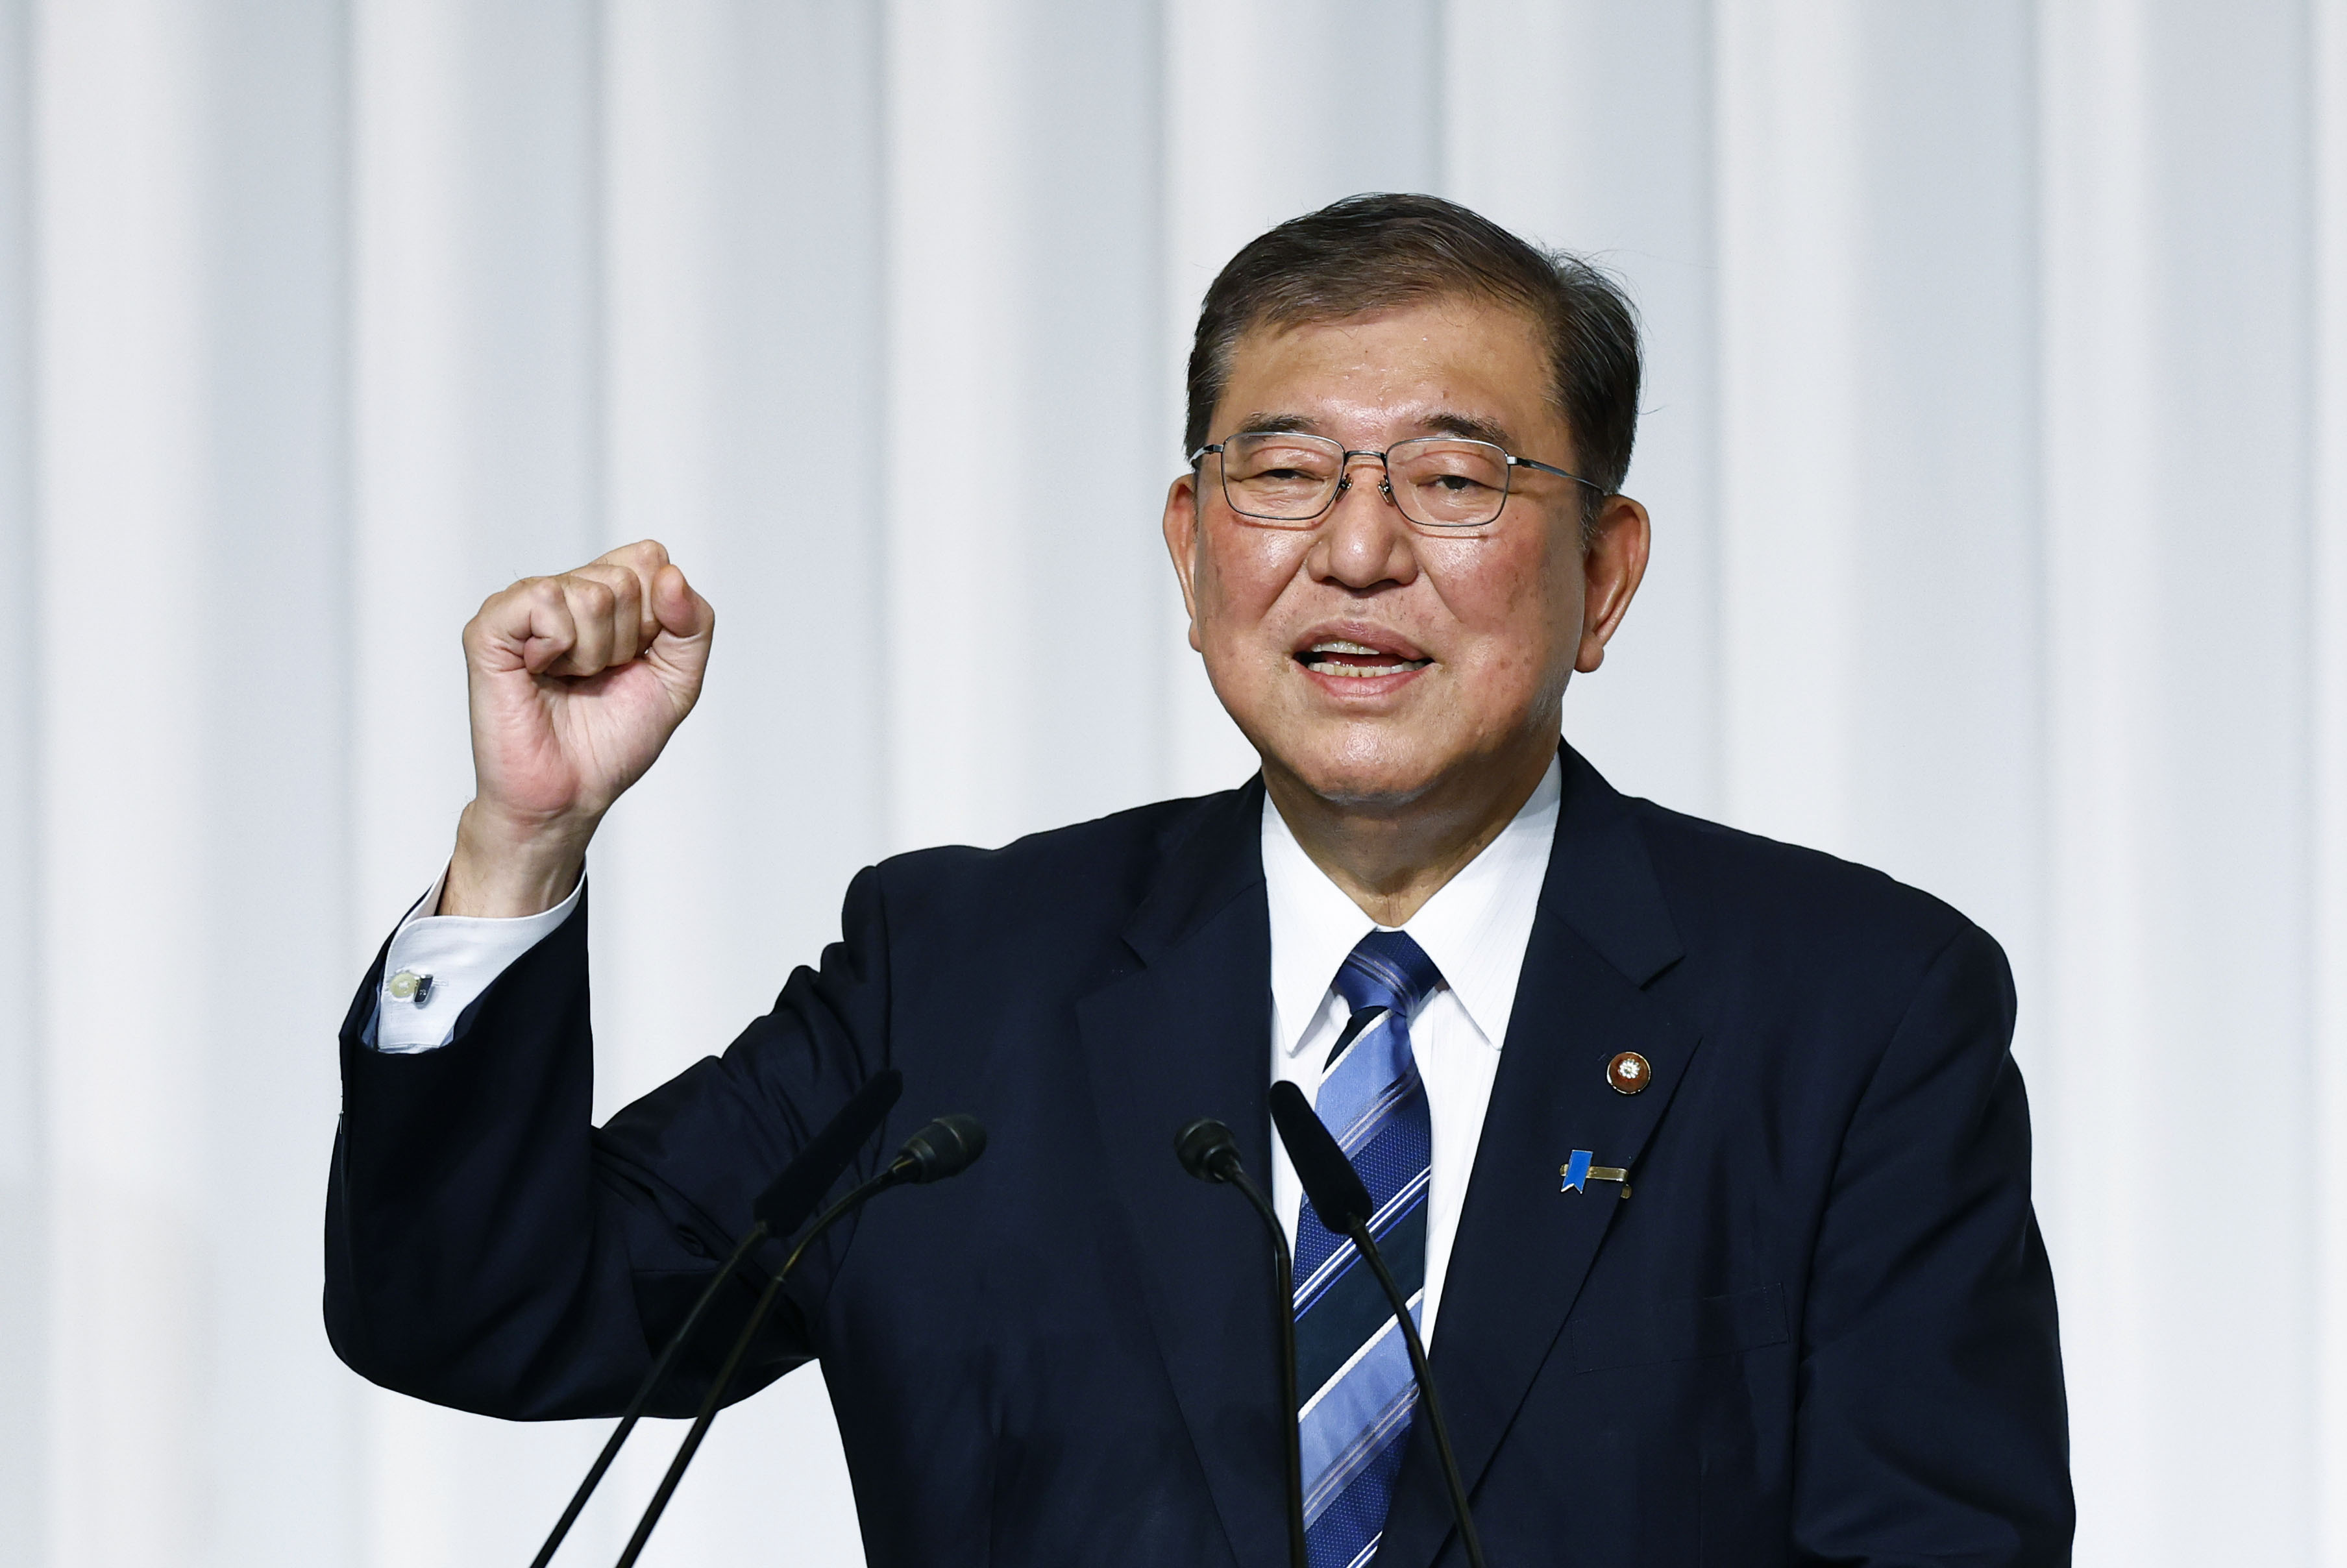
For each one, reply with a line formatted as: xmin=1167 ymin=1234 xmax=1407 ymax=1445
xmin=1574 ymin=492 xmax=1651 ymax=674
xmin=1162 ymin=471 xmax=1205 ymax=652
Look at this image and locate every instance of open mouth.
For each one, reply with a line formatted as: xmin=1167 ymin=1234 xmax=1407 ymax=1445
xmin=1295 ymin=639 xmax=1434 ymax=679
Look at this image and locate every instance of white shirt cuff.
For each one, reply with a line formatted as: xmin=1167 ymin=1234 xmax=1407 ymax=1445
xmin=371 ymin=868 xmax=584 ymax=1053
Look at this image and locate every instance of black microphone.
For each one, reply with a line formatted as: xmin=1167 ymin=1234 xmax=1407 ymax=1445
xmin=1175 ymin=1118 xmax=1306 ymax=1568
xmin=898 ymin=1112 xmax=987 ymax=1182
xmin=611 ymin=1112 xmax=990 ymax=1568
xmin=1268 ymin=1081 xmax=1489 ymax=1568
xmin=526 ymin=1068 xmax=902 ymax=1568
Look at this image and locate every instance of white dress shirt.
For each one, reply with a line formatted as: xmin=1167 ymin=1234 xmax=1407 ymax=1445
xmin=1262 ymin=756 xmax=1560 ymax=1349
xmin=367 ymin=757 xmax=1564 ymax=1347
xmin=371 ymin=868 xmax=582 ymax=1052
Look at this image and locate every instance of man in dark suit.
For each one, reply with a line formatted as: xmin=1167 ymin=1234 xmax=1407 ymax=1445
xmin=326 ymin=193 xmax=2071 ymax=1566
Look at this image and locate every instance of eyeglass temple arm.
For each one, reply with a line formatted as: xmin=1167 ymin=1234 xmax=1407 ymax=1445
xmin=1510 ymin=454 xmax=1605 ymax=492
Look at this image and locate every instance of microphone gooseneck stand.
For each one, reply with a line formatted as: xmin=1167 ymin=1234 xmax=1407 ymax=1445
xmin=1268 ymin=1081 xmax=1490 ymax=1568
xmin=610 ymin=1114 xmax=989 ymax=1568
xmin=1175 ymin=1118 xmax=1307 ymax=1568
xmin=526 ymin=1221 xmax=759 ymax=1568
xmin=526 ymin=1068 xmax=905 ymax=1568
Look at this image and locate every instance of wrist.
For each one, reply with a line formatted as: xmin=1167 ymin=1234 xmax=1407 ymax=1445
xmin=443 ymin=800 xmax=595 ymax=918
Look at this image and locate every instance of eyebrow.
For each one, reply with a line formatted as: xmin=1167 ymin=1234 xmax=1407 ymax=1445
xmin=1227 ymin=412 xmax=1322 ymax=437
xmin=1225 ymin=410 xmax=1519 ymax=448
xmin=1415 ymin=411 xmax=1514 ymax=448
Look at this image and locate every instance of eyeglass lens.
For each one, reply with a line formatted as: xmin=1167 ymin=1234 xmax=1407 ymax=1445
xmin=1218 ymin=432 xmax=1513 ymax=528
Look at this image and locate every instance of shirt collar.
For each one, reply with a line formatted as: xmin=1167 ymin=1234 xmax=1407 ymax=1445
xmin=1260 ymin=754 xmax=1562 ymax=1059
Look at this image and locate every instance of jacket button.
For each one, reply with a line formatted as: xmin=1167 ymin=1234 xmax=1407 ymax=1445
xmin=1606 ymin=1051 xmax=1651 ymax=1094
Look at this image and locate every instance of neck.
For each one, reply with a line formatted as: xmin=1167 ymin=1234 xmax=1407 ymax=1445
xmin=1264 ymin=734 xmax=1556 ymax=927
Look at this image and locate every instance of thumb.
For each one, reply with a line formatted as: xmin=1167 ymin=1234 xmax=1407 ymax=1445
xmin=645 ymin=562 xmax=715 ymax=703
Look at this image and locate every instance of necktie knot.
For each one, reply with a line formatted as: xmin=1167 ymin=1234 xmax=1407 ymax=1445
xmin=1334 ymin=927 xmax=1442 ymax=1020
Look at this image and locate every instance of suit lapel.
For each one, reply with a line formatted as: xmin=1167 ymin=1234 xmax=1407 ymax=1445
xmin=1077 ymin=780 xmax=1287 ymax=1568
xmin=1377 ymin=748 xmax=1699 ymax=1568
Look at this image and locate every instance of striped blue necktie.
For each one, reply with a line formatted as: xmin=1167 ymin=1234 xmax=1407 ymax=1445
xmin=1293 ymin=929 xmax=1442 ymax=1568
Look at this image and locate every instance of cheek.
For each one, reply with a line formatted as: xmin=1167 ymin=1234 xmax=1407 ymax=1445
xmin=1196 ymin=520 xmax=1307 ymax=626
xmin=1438 ymin=534 xmax=1583 ymax=673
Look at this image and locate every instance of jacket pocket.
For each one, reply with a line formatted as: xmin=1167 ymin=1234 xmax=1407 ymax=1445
xmin=1569 ymin=1284 xmax=1789 ymax=1374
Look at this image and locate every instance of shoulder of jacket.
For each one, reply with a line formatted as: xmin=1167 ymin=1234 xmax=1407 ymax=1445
xmin=1622 ymin=794 xmax=1990 ymax=960
xmin=865 ymin=787 xmax=1249 ymax=920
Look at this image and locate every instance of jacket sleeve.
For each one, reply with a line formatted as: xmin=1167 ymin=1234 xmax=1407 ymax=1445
xmin=324 ymin=870 xmax=896 ymax=1420
xmin=1792 ymin=922 xmax=2074 ymax=1565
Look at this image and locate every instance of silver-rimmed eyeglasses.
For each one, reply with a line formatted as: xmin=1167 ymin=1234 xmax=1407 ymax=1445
xmin=1188 ymin=430 xmax=1601 ymax=530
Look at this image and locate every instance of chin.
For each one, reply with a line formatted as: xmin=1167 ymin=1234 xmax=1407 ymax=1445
xmin=1269 ymin=732 xmax=1458 ymax=811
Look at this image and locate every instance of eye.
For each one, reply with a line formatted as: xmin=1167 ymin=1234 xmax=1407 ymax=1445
xmin=1230 ymin=443 xmax=1336 ymax=480
xmin=1392 ymin=441 xmax=1511 ymax=523
xmin=1220 ymin=434 xmax=1343 ymax=520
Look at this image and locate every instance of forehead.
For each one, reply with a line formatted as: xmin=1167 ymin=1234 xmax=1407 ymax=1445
xmin=1214 ymin=295 xmax=1560 ymax=445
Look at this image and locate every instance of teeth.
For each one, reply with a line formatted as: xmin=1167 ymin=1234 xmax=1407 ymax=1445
xmin=1301 ymin=657 xmax=1431 ymax=677
xmin=1298 ymin=637 xmax=1429 ymax=678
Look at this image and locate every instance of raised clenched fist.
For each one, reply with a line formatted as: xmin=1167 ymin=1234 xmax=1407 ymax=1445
xmin=442 ymin=539 xmax=716 ymax=917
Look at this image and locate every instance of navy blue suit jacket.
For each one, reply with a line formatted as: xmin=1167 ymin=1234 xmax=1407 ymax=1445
xmin=325 ymin=747 xmax=2071 ymax=1566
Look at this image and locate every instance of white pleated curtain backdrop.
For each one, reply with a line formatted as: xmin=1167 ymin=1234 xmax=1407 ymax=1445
xmin=0 ymin=2 xmax=2340 ymax=1565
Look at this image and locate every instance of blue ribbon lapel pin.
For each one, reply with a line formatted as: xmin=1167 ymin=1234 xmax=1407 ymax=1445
xmin=1560 ymin=1149 xmax=1632 ymax=1199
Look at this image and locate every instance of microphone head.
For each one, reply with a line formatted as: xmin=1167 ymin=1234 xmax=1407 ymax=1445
xmin=898 ymin=1113 xmax=987 ymax=1183
xmin=753 ymin=1068 xmax=904 ymax=1236
xmin=1174 ymin=1118 xmax=1242 ymax=1184
xmin=1268 ymin=1081 xmax=1372 ymax=1232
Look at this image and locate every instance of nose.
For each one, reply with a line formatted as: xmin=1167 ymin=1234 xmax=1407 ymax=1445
xmin=1310 ymin=454 xmax=1419 ymax=591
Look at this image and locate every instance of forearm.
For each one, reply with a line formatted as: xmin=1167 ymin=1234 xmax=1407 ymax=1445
xmin=326 ymin=898 xmax=802 ymax=1419
xmin=327 ymin=900 xmax=633 ymax=1415
xmin=323 ymin=865 xmax=900 ymax=1419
